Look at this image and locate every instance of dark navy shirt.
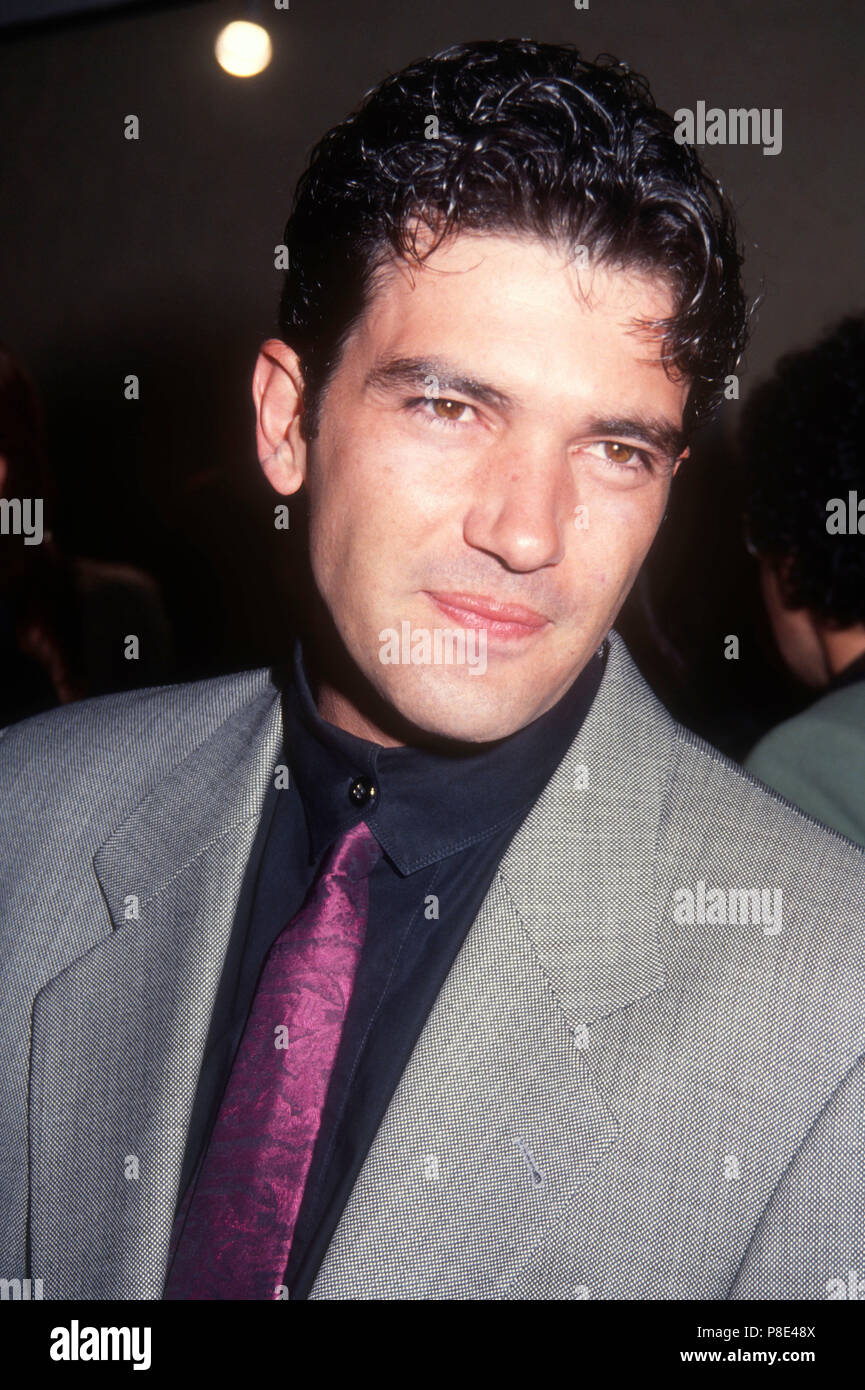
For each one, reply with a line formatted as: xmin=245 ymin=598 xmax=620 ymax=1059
xmin=170 ymin=635 xmax=606 ymax=1299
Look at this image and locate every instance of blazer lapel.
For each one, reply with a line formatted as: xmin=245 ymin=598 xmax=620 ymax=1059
xmin=28 ymin=678 xmax=283 ymax=1299
xmin=310 ymin=631 xmax=678 ymax=1298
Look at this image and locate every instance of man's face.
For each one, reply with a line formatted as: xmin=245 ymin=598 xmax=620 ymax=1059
xmin=258 ymin=232 xmax=689 ymax=743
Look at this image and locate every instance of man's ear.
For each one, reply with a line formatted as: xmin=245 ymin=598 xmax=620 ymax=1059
xmin=252 ymin=339 xmax=308 ymax=496
xmin=672 ymin=446 xmax=690 ymax=477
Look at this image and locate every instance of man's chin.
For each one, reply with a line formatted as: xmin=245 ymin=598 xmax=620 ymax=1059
xmin=372 ymin=667 xmax=536 ymax=746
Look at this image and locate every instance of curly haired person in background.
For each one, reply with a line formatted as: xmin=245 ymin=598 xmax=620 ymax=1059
xmin=742 ymin=315 xmax=865 ymax=846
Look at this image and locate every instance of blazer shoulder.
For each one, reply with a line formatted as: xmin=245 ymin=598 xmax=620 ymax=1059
xmin=0 ymin=667 xmax=276 ymax=822
xmin=673 ymin=717 xmax=865 ymax=839
xmin=664 ymin=720 xmax=865 ymax=910
xmin=598 ymin=632 xmax=865 ymax=884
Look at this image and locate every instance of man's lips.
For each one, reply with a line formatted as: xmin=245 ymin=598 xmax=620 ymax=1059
xmin=424 ymin=590 xmax=550 ymax=633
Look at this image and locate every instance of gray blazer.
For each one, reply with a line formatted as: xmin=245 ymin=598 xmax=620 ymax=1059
xmin=1 ymin=629 xmax=864 ymax=1300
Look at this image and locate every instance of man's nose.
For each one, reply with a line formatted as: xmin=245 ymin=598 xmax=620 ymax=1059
xmin=461 ymin=439 xmax=574 ymax=572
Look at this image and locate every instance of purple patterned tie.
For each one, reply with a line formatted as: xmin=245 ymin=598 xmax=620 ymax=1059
xmin=163 ymin=818 xmax=382 ymax=1300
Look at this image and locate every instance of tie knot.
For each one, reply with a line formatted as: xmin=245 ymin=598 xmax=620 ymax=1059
xmin=327 ymin=819 xmax=381 ymax=883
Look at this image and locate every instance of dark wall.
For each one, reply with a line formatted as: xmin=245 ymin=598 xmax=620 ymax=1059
xmin=1 ymin=0 xmax=862 ymax=750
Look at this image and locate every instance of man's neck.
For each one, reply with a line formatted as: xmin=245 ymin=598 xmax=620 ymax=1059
xmin=303 ymin=631 xmax=512 ymax=754
xmin=314 ymin=677 xmax=408 ymax=748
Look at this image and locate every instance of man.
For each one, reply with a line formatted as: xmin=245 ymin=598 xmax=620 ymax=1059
xmin=741 ymin=316 xmax=865 ymax=847
xmin=2 ymin=39 xmax=864 ymax=1302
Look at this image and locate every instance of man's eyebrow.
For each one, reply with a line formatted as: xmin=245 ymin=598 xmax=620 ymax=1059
xmin=363 ymin=356 xmax=519 ymax=411
xmin=582 ymin=415 xmax=686 ymax=460
xmin=363 ymin=359 xmax=685 ymax=457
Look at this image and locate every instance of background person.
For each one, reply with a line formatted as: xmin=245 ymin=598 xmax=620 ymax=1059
xmin=741 ymin=315 xmax=865 ymax=846
xmin=0 ymin=343 xmax=175 ymax=724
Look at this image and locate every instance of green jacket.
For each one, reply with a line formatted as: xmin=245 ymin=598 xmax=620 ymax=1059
xmin=744 ymin=677 xmax=865 ymax=848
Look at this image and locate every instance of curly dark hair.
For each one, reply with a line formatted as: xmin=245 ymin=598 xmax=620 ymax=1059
xmin=277 ymin=38 xmax=749 ymax=442
xmin=741 ymin=313 xmax=865 ymax=628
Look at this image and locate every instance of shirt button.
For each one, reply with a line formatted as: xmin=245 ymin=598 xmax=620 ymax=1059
xmin=348 ymin=776 xmax=377 ymax=808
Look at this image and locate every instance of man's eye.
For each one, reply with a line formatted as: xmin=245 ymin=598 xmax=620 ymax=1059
xmin=585 ymin=440 xmax=650 ymax=471
xmin=411 ymin=396 xmax=475 ymax=426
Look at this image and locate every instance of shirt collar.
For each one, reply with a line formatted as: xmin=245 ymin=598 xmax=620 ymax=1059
xmin=280 ymin=635 xmax=607 ymax=875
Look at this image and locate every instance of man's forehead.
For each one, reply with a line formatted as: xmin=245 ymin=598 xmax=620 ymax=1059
xmin=346 ymin=237 xmax=679 ymax=399
xmin=368 ymin=229 xmax=678 ymax=322
xmin=346 ymin=237 xmax=687 ymax=422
